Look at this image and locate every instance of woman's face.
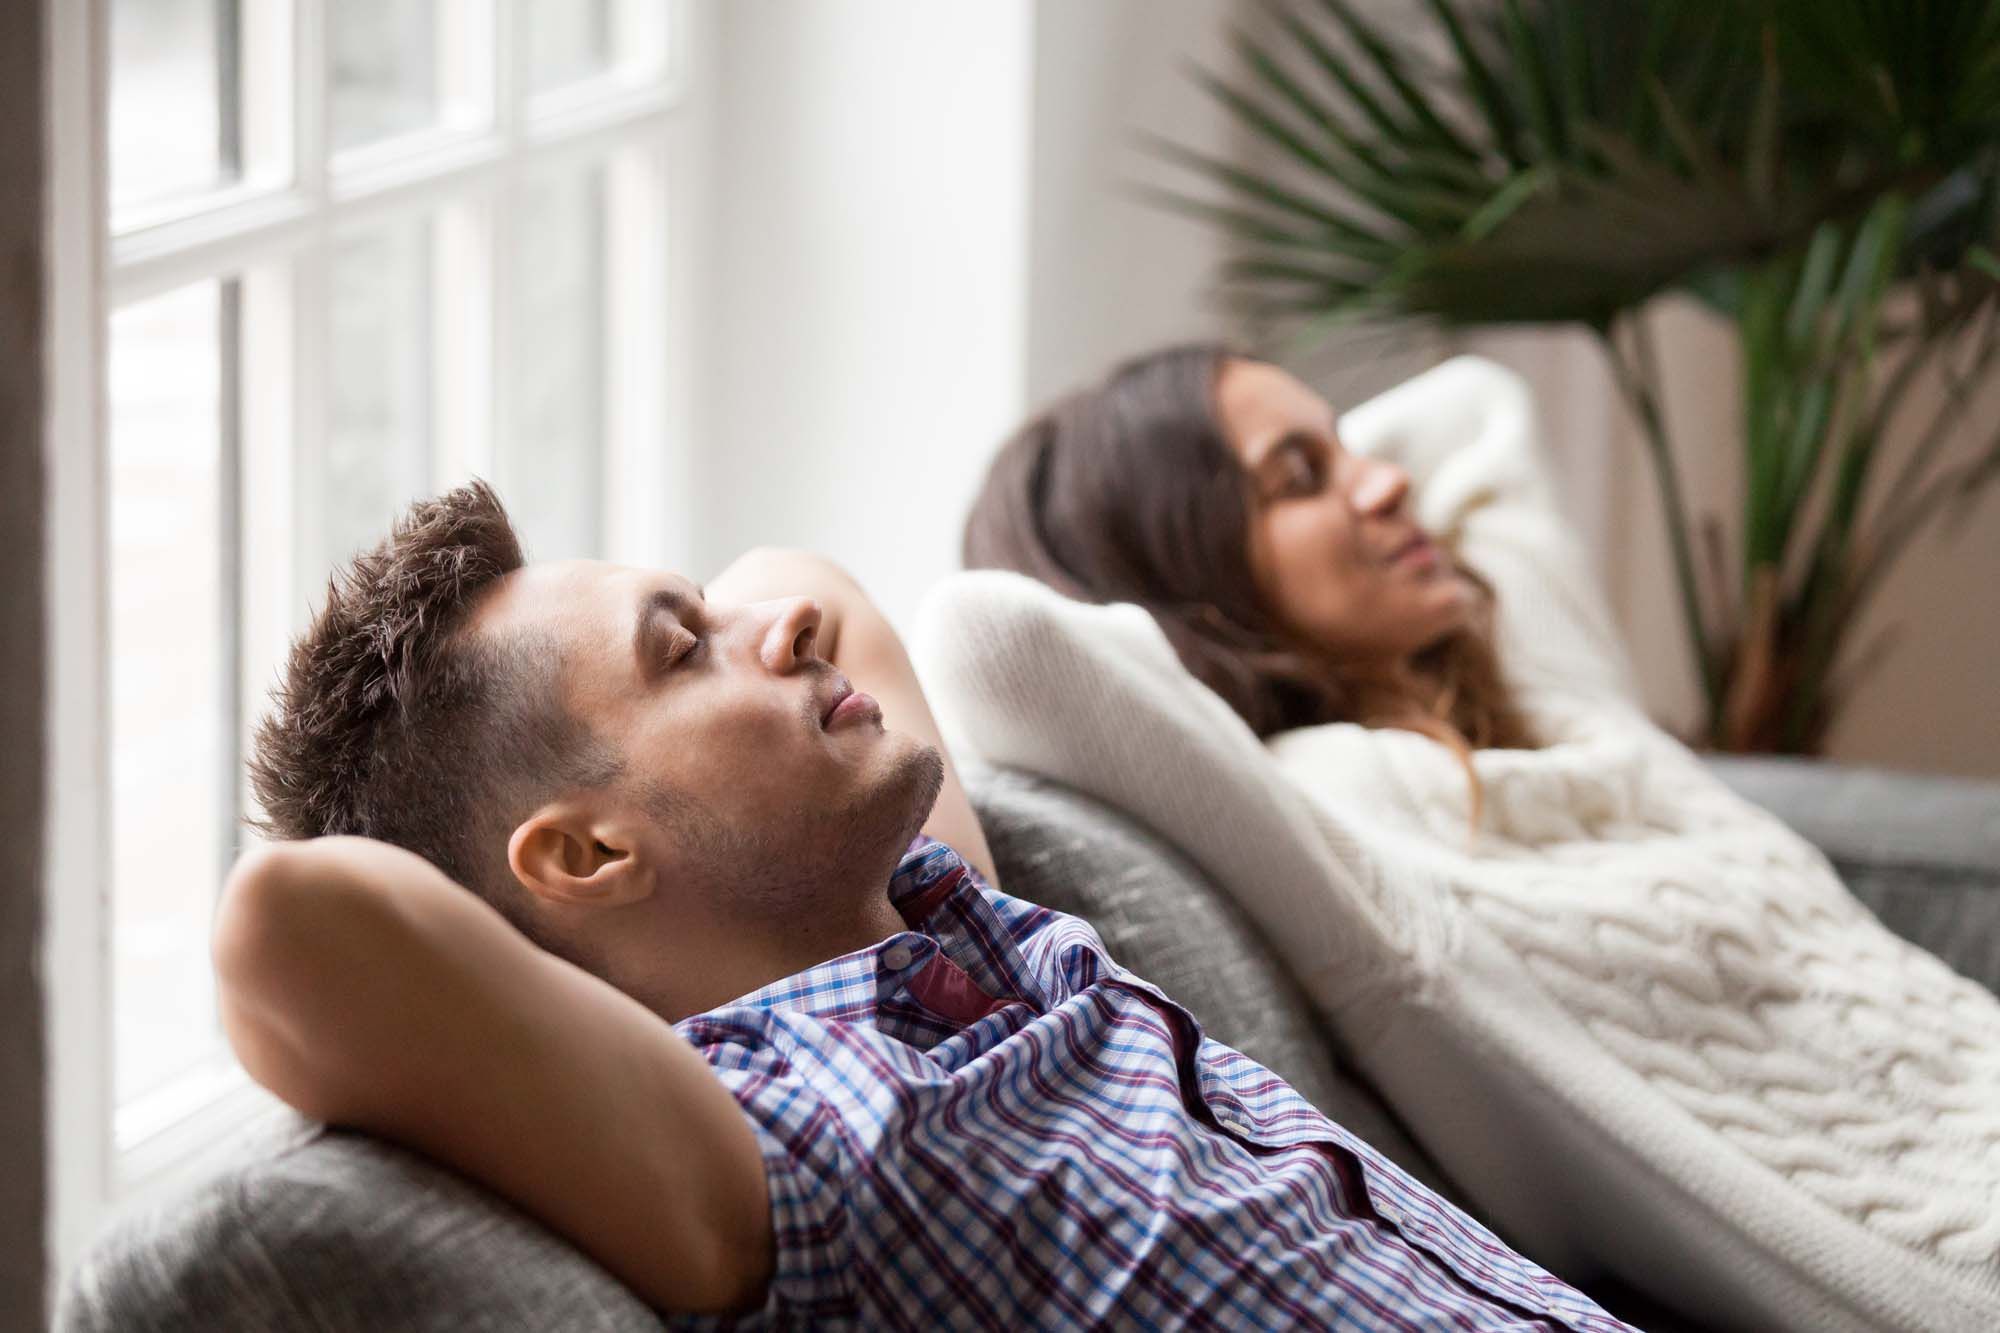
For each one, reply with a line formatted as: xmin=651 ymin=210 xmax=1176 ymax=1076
xmin=1215 ymin=358 xmax=1475 ymax=665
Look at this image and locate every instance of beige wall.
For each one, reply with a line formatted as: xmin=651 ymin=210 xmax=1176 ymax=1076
xmin=1811 ymin=337 xmax=2000 ymax=779
xmin=1465 ymin=306 xmax=2000 ymax=780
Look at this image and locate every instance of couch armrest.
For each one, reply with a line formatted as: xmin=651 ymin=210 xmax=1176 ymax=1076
xmin=1702 ymin=755 xmax=2000 ymax=995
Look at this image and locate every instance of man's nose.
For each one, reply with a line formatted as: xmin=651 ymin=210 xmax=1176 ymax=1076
xmin=756 ymin=596 xmax=823 ymax=672
xmin=1351 ymin=458 xmax=1410 ymax=516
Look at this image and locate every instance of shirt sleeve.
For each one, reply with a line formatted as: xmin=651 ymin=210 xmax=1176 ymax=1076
xmin=1339 ymin=356 xmax=1642 ymax=710
xmin=676 ymin=1052 xmax=856 ymax=1328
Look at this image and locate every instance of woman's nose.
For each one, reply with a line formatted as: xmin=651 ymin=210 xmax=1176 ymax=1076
xmin=1351 ymin=459 xmax=1409 ymax=516
xmin=758 ymin=596 xmax=823 ymax=671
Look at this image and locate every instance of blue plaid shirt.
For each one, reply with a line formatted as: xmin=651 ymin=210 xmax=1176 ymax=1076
xmin=674 ymin=838 xmax=1632 ymax=1331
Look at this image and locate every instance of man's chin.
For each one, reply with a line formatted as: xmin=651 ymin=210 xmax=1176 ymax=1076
xmin=817 ymin=735 xmax=944 ymax=888
xmin=882 ymin=734 xmax=947 ymax=840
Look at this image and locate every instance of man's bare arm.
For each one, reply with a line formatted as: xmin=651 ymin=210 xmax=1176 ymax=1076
xmin=212 ymin=837 xmax=772 ymax=1314
xmin=703 ymin=547 xmax=1000 ymax=888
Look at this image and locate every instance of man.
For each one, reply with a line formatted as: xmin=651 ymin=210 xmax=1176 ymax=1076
xmin=217 ymin=481 xmax=1631 ymax=1329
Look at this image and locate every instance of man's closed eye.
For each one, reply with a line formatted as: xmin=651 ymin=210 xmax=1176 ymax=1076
xmin=662 ymin=628 xmax=700 ymax=670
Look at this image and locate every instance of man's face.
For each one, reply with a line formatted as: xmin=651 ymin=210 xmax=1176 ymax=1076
xmin=472 ymin=559 xmax=940 ymax=933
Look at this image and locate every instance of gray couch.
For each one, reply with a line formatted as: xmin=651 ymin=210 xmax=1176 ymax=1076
xmin=56 ymin=757 xmax=2000 ymax=1332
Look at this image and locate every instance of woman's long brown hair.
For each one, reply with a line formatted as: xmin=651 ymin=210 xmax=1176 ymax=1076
xmin=963 ymin=342 xmax=1539 ymax=772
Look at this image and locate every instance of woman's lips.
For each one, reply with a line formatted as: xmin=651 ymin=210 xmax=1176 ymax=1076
xmin=1391 ymin=534 xmax=1440 ymax=569
xmin=826 ymin=690 xmax=882 ymax=728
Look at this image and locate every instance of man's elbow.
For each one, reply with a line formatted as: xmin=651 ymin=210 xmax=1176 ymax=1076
xmin=211 ymin=842 xmax=382 ymax=1122
xmin=213 ymin=842 xmax=312 ymax=1001
xmin=679 ymin=1205 xmax=775 ymax=1316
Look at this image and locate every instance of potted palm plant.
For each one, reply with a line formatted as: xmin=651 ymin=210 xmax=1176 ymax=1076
xmin=1154 ymin=0 xmax=2000 ymax=753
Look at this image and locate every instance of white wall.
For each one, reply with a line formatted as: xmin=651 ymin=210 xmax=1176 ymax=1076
xmin=1023 ymin=0 xmax=1237 ymax=406
xmin=687 ymin=0 xmax=1243 ymax=630
xmin=689 ymin=0 xmax=1033 ymax=630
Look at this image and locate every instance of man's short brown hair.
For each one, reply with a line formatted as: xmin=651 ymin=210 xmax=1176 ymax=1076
xmin=247 ymin=481 xmax=620 ymax=949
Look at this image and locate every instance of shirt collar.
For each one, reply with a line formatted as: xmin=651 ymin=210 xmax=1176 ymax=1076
xmin=887 ymin=835 xmax=977 ymax=926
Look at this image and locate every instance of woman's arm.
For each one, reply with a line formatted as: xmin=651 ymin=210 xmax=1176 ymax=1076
xmin=212 ymin=836 xmax=773 ymax=1315
xmin=704 ymin=547 xmax=1001 ymax=889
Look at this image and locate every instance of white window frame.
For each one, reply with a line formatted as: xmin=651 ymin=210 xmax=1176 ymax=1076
xmin=44 ymin=0 xmax=708 ymax=1292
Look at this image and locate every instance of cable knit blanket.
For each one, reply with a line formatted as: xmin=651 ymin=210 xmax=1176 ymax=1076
xmin=914 ymin=357 xmax=2000 ymax=1332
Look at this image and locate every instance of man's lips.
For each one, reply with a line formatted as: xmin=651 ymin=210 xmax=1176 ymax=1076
xmin=819 ymin=674 xmax=881 ymax=728
xmin=827 ymin=691 xmax=881 ymax=727
xmin=819 ymin=676 xmax=851 ymax=727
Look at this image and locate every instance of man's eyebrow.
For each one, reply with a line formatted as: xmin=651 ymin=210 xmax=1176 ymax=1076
xmin=632 ymin=585 xmax=701 ymax=671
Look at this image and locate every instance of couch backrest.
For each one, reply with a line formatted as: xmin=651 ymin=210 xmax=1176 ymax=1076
xmin=57 ymin=1109 xmax=664 ymax=1333
xmin=1705 ymin=754 xmax=2000 ymax=995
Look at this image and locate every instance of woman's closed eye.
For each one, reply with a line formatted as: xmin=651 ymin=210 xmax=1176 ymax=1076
xmin=1270 ymin=434 xmax=1327 ymax=497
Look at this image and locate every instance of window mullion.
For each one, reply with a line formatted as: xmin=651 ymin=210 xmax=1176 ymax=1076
xmin=47 ymin=0 xmax=115 ymax=1293
xmin=237 ymin=262 xmax=296 ymax=829
xmin=292 ymin=0 xmax=328 ymax=205
xmin=495 ymin=0 xmax=522 ymax=149
xmin=438 ymin=0 xmax=499 ymax=134
xmin=217 ymin=280 xmax=245 ymax=884
xmin=289 ymin=241 xmax=330 ymax=617
xmin=604 ymin=145 xmax=669 ymax=568
xmin=289 ymin=0 xmax=329 ymax=622
xmin=487 ymin=199 xmax=514 ymax=496
xmin=488 ymin=0 xmax=520 ymax=488
xmin=656 ymin=0 xmax=703 ymax=576
xmin=614 ymin=0 xmax=673 ymax=87
xmin=434 ymin=197 xmax=496 ymax=485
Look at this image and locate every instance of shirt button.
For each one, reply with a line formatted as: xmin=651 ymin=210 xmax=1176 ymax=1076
xmin=882 ymin=943 xmax=914 ymax=970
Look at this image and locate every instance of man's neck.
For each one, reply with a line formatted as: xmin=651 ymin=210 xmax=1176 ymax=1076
xmin=627 ymin=883 xmax=909 ymax=1025
xmin=765 ymin=891 xmax=909 ymax=985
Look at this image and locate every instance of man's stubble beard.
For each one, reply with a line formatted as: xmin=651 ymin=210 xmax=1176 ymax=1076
xmin=689 ymin=734 xmax=946 ymax=926
xmin=601 ymin=736 xmax=948 ymax=1015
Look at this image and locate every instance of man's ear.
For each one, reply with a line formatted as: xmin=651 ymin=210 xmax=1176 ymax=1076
xmin=508 ymin=804 xmax=656 ymax=909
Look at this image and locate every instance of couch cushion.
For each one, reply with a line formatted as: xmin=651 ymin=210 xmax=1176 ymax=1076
xmin=57 ymin=1109 xmax=663 ymax=1333
xmin=1706 ymin=755 xmax=2000 ymax=995
xmin=968 ymin=766 xmax=1464 ymax=1205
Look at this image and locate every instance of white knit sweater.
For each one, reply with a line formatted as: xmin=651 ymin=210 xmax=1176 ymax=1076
xmin=916 ymin=357 xmax=2000 ymax=1333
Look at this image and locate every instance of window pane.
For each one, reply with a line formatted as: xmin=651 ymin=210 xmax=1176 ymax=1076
xmin=108 ymin=282 xmax=233 ymax=1114
xmin=526 ymin=0 xmax=614 ymax=92
xmin=111 ymin=0 xmax=238 ymax=214
xmin=501 ymin=168 xmax=606 ymax=560
xmin=524 ymin=0 xmax=671 ymax=94
xmin=310 ymin=219 xmax=436 ymax=585
xmin=330 ymin=0 xmax=441 ymax=152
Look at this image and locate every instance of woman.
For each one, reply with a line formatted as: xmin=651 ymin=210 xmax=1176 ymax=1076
xmin=954 ymin=343 xmax=2000 ymax=1333
xmin=965 ymin=344 xmax=1555 ymax=774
